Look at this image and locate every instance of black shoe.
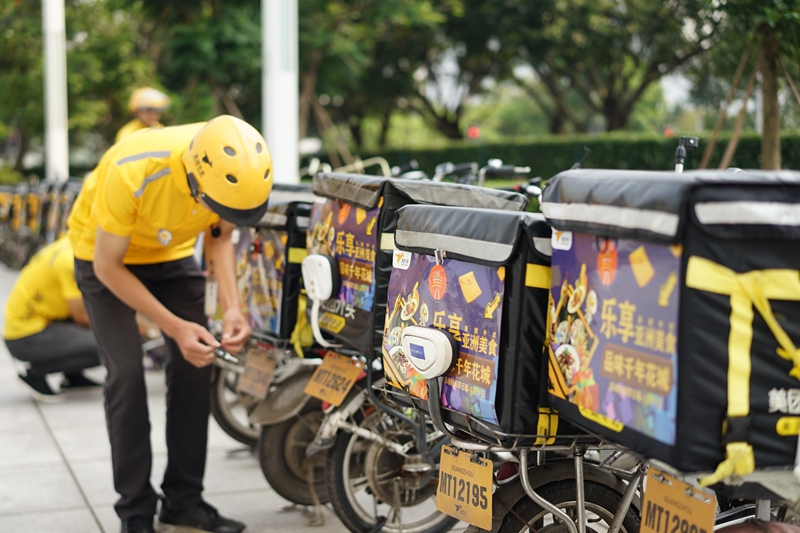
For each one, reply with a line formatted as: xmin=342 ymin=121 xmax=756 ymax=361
xmin=157 ymin=500 xmax=245 ymax=533
xmin=121 ymin=515 xmax=155 ymax=533
xmin=19 ymin=374 xmax=62 ymax=403
xmin=61 ymin=373 xmax=103 ymax=389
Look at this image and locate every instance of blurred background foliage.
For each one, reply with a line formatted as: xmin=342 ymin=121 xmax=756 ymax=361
xmin=0 ymin=0 xmax=798 ymax=178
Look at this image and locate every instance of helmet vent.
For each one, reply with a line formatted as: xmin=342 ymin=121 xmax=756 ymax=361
xmin=223 ymin=146 xmax=236 ymax=156
xmin=256 ymin=143 xmax=263 ymax=153
xmin=264 ymin=169 xmax=270 ymax=181
xmin=226 ymin=174 xmax=238 ymax=184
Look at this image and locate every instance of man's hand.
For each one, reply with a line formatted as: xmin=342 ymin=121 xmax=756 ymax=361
xmin=166 ymin=319 xmax=220 ymax=368
xmin=221 ymin=307 xmax=251 ymax=354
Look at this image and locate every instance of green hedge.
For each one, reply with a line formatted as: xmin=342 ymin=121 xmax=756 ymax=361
xmin=18 ymin=130 xmax=800 ymax=184
xmin=362 ymin=131 xmax=800 ymax=180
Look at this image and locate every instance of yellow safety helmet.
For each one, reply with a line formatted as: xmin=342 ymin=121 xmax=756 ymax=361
xmin=182 ymin=115 xmax=273 ymax=226
xmin=128 ymin=87 xmax=171 ymax=113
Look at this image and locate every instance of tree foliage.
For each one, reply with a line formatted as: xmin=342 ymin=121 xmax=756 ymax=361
xmin=0 ymin=0 xmax=155 ymax=170
xmin=138 ymin=0 xmax=262 ymax=126
xmin=512 ymin=0 xmax=721 ymax=133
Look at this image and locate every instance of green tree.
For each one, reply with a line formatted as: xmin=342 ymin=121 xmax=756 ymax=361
xmin=139 ymin=0 xmax=262 ymax=126
xmin=513 ymin=0 xmax=721 ymax=132
xmin=411 ymin=0 xmax=539 ymax=139
xmin=298 ymin=0 xmax=453 ymax=156
xmin=724 ymin=0 xmax=800 ymax=168
xmin=0 ymin=0 xmax=157 ymax=171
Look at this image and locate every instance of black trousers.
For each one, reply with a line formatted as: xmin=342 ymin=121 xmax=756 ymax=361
xmin=5 ymin=320 xmax=100 ymax=376
xmin=74 ymin=257 xmax=211 ymax=519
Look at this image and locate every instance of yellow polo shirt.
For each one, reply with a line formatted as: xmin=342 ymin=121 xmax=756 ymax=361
xmin=115 ymin=118 xmax=164 ymax=144
xmin=4 ymin=238 xmax=83 ymax=340
xmin=69 ymin=123 xmax=220 ymax=265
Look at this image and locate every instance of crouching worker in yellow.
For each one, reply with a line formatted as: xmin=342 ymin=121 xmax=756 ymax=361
xmin=3 ymin=237 xmax=101 ymax=401
xmin=68 ymin=115 xmax=273 ymax=533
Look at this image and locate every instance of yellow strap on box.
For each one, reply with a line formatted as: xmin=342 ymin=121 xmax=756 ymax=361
xmin=289 ymin=294 xmax=314 ymax=358
xmin=534 ymin=407 xmax=559 ymax=445
xmin=525 ymin=264 xmax=551 ymax=289
xmin=288 ymin=247 xmax=307 ymax=264
xmin=686 ymin=256 xmax=800 ymax=485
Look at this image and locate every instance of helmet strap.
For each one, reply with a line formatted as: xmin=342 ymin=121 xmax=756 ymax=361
xmin=186 ymin=172 xmax=200 ymax=198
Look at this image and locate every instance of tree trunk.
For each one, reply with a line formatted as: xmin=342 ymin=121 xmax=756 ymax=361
xmin=604 ymin=99 xmax=631 ymax=131
xmin=378 ymin=105 xmax=393 ymax=148
xmin=348 ymin=122 xmax=363 ymax=150
xmin=14 ymin=127 xmax=29 ymax=173
xmin=436 ymin=115 xmax=463 ymax=139
xmin=760 ymin=27 xmax=781 ymax=170
xmin=299 ymin=69 xmax=318 ymax=140
xmin=548 ymin=110 xmax=567 ymax=134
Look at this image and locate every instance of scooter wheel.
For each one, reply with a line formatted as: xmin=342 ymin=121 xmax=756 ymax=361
xmin=498 ymin=479 xmax=640 ymax=533
xmin=257 ymin=398 xmax=329 ymax=505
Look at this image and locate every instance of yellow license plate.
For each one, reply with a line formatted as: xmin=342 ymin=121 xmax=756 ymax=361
xmin=303 ymin=352 xmax=364 ymax=406
xmin=236 ymin=346 xmax=277 ymax=400
xmin=436 ymin=445 xmax=493 ymax=530
xmin=641 ymin=468 xmax=716 ymax=533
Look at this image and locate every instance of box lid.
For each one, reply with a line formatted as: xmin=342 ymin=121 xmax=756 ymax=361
xmin=395 ymin=205 xmax=550 ymax=265
xmin=312 ymin=172 xmax=527 ymax=211
xmin=258 ymin=183 xmax=316 ymax=228
xmin=542 ymin=168 xmax=800 ymax=242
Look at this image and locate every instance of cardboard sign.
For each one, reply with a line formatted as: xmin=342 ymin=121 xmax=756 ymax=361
xmin=236 ymin=346 xmax=277 ymax=400
xmin=436 ymin=445 xmax=492 ymax=530
xmin=303 ymin=352 xmax=364 ymax=406
xmin=641 ymin=468 xmax=715 ymax=533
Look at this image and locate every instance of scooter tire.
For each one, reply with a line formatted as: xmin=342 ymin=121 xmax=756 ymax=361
xmin=257 ymin=398 xmax=330 ymax=505
xmin=325 ymin=408 xmax=458 ymax=533
xmin=209 ymin=365 xmax=259 ymax=447
xmin=497 ymin=479 xmax=641 ymax=533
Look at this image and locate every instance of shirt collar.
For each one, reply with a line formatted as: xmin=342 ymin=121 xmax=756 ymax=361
xmin=170 ymin=150 xmax=192 ymax=197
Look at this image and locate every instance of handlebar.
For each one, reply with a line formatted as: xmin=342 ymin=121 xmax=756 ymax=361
xmin=477 ymin=164 xmax=531 ymax=187
xmin=432 ymin=161 xmax=479 ymax=182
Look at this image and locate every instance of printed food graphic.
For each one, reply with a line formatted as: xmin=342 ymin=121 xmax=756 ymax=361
xmin=383 ymin=254 xmax=505 ymax=424
xmin=549 ymin=233 xmax=680 ymax=445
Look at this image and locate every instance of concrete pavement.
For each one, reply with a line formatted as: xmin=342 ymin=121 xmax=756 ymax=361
xmin=0 ymin=263 xmax=348 ymax=533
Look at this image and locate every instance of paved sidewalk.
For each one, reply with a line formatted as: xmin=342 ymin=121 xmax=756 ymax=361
xmin=0 ymin=263 xmax=347 ymax=533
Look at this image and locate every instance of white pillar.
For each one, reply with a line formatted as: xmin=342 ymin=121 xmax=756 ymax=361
xmin=262 ymin=0 xmax=299 ymax=184
xmin=42 ymin=0 xmax=69 ymax=183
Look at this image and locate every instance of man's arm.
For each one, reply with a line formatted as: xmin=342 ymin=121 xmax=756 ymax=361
xmin=93 ymin=228 xmax=220 ymax=367
xmin=66 ymin=298 xmax=90 ymax=326
xmin=205 ymin=220 xmax=251 ymax=354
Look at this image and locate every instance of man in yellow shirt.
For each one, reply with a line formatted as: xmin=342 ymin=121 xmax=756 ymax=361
xmin=3 ymin=237 xmax=100 ymax=401
xmin=69 ymin=115 xmax=272 ymax=533
xmin=115 ymin=87 xmax=171 ymax=144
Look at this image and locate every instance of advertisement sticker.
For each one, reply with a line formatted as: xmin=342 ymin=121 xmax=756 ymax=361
xmin=248 ymin=229 xmax=287 ymax=334
xmin=548 ymin=233 xmax=680 ymax=444
xmin=383 ymin=253 xmax=505 ymax=425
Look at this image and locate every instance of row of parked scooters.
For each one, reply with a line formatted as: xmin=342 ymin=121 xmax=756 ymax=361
xmin=0 ymin=177 xmax=83 ymax=269
xmin=7 ymin=143 xmax=800 ymax=533
xmin=210 ymin=142 xmax=800 ymax=533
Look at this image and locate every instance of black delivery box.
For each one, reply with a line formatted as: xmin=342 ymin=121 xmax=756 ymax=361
xmin=542 ymin=168 xmax=800 ymax=475
xmin=307 ymin=172 xmax=527 ymax=358
xmin=250 ymin=183 xmax=316 ymax=339
xmin=383 ymin=204 xmax=574 ymax=445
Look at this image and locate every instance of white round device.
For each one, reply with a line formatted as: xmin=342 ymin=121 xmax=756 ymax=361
xmin=400 ymin=326 xmax=457 ymax=379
